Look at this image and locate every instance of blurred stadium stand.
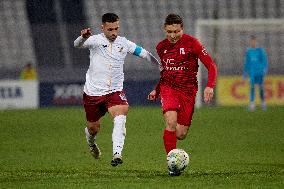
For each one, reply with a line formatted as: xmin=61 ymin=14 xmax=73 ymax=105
xmin=0 ymin=0 xmax=36 ymax=78
xmin=0 ymin=0 xmax=283 ymax=82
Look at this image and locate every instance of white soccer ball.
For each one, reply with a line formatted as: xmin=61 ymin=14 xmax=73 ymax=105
xmin=167 ymin=149 xmax=189 ymax=172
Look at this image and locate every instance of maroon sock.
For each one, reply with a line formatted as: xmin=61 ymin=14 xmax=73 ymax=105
xmin=163 ymin=129 xmax=176 ymax=154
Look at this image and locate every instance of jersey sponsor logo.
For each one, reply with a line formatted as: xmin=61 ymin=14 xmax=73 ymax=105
xmin=102 ymin=44 xmax=107 ymax=48
xmin=163 ymin=58 xmax=175 ymax=64
xmin=163 ymin=58 xmax=188 ymax=71
xmin=165 ymin=66 xmax=189 ymax=71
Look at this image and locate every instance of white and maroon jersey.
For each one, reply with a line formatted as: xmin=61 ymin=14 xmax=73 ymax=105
xmin=74 ymin=33 xmax=159 ymax=96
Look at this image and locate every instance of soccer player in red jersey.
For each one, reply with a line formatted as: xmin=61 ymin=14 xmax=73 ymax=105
xmin=148 ymin=14 xmax=217 ymax=176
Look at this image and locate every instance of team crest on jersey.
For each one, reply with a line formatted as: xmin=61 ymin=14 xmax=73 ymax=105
xmin=164 ymin=50 xmax=167 ymax=53
xmin=180 ymin=48 xmax=185 ymax=54
xmin=119 ymin=93 xmax=127 ymax=101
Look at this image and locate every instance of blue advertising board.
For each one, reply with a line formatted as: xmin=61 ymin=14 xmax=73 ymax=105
xmin=40 ymin=82 xmax=84 ymax=107
xmin=40 ymin=81 xmax=159 ymax=107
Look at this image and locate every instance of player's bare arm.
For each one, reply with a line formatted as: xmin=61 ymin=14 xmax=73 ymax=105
xmin=203 ymin=87 xmax=214 ymax=104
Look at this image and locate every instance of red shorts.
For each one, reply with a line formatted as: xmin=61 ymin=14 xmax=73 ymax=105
xmin=83 ymin=91 xmax=128 ymax=122
xmin=160 ymin=85 xmax=196 ymax=126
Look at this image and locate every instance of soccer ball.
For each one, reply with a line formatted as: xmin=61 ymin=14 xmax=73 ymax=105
xmin=167 ymin=149 xmax=189 ymax=172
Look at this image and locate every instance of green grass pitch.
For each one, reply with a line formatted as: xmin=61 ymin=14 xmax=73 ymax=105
xmin=0 ymin=106 xmax=283 ymax=188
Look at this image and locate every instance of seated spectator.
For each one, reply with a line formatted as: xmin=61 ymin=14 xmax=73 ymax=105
xmin=20 ymin=63 xmax=37 ymax=80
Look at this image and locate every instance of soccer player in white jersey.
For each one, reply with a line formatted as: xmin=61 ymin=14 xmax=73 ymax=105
xmin=74 ymin=13 xmax=159 ymax=166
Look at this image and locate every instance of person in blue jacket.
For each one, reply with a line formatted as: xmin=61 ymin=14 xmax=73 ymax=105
xmin=243 ymin=36 xmax=268 ymax=111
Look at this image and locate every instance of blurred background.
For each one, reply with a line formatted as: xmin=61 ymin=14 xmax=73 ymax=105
xmin=0 ymin=0 xmax=283 ymax=108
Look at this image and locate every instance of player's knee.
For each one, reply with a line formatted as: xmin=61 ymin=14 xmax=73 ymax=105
xmin=176 ymin=132 xmax=187 ymax=140
xmin=166 ymin=119 xmax=177 ymax=130
xmin=88 ymin=122 xmax=100 ymax=134
xmin=109 ymin=105 xmax=129 ymax=117
xmin=176 ymin=125 xmax=189 ymax=140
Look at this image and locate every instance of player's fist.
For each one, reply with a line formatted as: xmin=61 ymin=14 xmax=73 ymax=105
xmin=148 ymin=90 xmax=159 ymax=101
xmin=203 ymin=87 xmax=214 ymax=104
xmin=81 ymin=28 xmax=92 ymax=38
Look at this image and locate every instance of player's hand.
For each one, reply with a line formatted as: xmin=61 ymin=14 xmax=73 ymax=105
xmin=203 ymin=87 xmax=214 ymax=104
xmin=148 ymin=90 xmax=158 ymax=101
xmin=81 ymin=28 xmax=92 ymax=38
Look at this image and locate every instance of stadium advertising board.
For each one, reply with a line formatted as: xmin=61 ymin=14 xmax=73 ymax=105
xmin=0 ymin=80 xmax=39 ymax=109
xmin=40 ymin=82 xmax=84 ymax=107
xmin=39 ymin=80 xmax=159 ymax=107
xmin=217 ymin=76 xmax=284 ymax=105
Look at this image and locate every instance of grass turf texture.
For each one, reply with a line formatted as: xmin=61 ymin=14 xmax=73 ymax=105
xmin=0 ymin=106 xmax=283 ymax=188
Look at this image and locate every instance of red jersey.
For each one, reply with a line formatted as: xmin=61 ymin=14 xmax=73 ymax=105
xmin=156 ymin=34 xmax=217 ymax=95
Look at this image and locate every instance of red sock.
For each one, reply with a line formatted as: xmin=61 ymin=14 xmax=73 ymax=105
xmin=163 ymin=129 xmax=176 ymax=154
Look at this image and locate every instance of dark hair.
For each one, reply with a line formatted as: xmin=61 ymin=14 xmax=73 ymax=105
xmin=250 ymin=35 xmax=256 ymax=40
xmin=26 ymin=62 xmax=32 ymax=67
xmin=102 ymin=13 xmax=119 ymax=23
xmin=164 ymin=14 xmax=183 ymax=27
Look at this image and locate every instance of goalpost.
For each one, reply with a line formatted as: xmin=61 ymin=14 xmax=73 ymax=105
xmin=195 ymin=19 xmax=284 ymax=108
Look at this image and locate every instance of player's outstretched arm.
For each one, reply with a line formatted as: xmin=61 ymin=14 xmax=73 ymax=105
xmin=74 ymin=28 xmax=92 ymax=48
xmin=143 ymin=51 xmax=162 ymax=69
xmin=127 ymin=40 xmax=162 ymax=69
xmin=136 ymin=47 xmax=161 ymax=68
